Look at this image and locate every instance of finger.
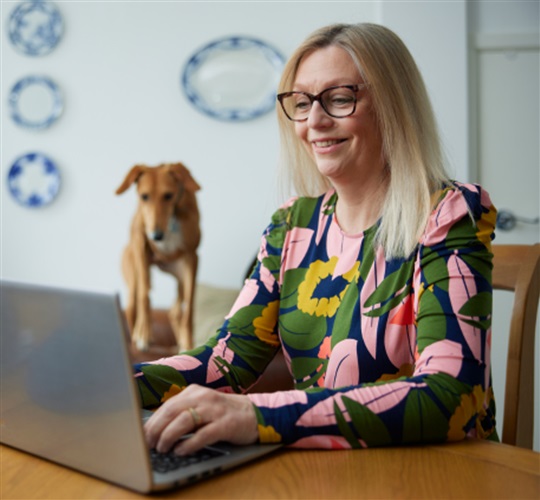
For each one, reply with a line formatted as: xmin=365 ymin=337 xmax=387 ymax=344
xmin=155 ymin=409 xmax=198 ymax=453
xmin=187 ymin=407 xmax=203 ymax=428
xmin=144 ymin=415 xmax=167 ymax=450
xmin=173 ymin=422 xmax=221 ymax=456
xmin=144 ymin=385 xmax=208 ymax=449
xmin=144 ymin=402 xmax=188 ymax=449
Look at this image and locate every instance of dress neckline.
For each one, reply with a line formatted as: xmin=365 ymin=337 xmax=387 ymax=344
xmin=323 ymin=190 xmax=379 ymax=239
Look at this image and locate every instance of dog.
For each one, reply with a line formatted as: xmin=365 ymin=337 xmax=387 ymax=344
xmin=115 ymin=162 xmax=201 ymax=352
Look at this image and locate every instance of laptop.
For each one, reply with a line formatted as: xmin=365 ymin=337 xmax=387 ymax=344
xmin=0 ymin=280 xmax=281 ymax=493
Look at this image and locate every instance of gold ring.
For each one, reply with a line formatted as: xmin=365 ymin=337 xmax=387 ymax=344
xmin=187 ymin=407 xmax=202 ymax=428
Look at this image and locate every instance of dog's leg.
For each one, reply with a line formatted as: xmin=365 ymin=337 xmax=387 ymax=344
xmin=131 ymin=240 xmax=153 ymax=351
xmin=174 ymin=253 xmax=198 ymax=352
xmin=122 ymin=247 xmax=137 ymax=332
xmin=184 ymin=252 xmax=198 ymax=351
xmin=168 ymin=272 xmax=184 ymax=349
xmin=133 ymin=275 xmax=152 ymax=351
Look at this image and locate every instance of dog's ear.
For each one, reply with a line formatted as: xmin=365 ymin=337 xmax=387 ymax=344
xmin=169 ymin=163 xmax=201 ymax=192
xmin=115 ymin=165 xmax=146 ymax=195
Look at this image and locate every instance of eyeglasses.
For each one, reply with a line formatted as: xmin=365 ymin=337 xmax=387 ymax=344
xmin=277 ymin=84 xmax=364 ymax=122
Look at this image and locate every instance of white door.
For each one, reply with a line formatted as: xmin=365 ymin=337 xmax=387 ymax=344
xmin=475 ymin=38 xmax=539 ymax=450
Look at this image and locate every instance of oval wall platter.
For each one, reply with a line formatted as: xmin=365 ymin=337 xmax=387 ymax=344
xmin=9 ymin=75 xmax=63 ymax=130
xmin=7 ymin=152 xmax=61 ymax=208
xmin=182 ymin=36 xmax=285 ymax=121
xmin=8 ymin=0 xmax=64 ymax=56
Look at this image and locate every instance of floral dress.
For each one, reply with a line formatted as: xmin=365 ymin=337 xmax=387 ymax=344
xmin=134 ymin=182 xmax=498 ymax=449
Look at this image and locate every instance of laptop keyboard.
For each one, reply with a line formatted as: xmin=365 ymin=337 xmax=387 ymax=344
xmin=150 ymin=447 xmax=228 ymax=473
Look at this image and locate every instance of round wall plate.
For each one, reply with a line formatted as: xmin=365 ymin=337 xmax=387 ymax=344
xmin=8 ymin=0 xmax=64 ymax=56
xmin=9 ymin=75 xmax=63 ymax=129
xmin=182 ymin=36 xmax=284 ymax=121
xmin=7 ymin=152 xmax=61 ymax=208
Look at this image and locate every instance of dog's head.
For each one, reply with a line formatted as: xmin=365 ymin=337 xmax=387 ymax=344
xmin=115 ymin=162 xmax=200 ymax=242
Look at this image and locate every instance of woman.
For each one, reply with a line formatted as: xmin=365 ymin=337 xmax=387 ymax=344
xmin=137 ymin=23 xmax=498 ymax=456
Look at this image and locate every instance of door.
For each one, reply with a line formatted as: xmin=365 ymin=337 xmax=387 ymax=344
xmin=475 ymin=39 xmax=539 ymax=449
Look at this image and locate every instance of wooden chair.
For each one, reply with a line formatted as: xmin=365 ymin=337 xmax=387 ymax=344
xmin=492 ymin=243 xmax=540 ymax=449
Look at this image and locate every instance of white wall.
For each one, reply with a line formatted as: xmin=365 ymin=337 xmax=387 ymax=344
xmin=2 ymin=0 xmax=469 ymax=305
xmin=381 ymin=0 xmax=469 ymax=182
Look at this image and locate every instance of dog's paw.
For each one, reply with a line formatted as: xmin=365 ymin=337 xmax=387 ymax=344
xmin=135 ymin=337 xmax=150 ymax=351
xmin=132 ymin=321 xmax=152 ymax=351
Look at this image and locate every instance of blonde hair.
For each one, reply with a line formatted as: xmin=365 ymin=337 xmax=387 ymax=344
xmin=277 ymin=23 xmax=450 ymax=259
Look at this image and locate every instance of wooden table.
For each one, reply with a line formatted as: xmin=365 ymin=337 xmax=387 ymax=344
xmin=1 ymin=440 xmax=539 ymax=499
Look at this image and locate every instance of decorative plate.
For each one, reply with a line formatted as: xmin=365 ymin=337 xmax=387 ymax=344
xmin=7 ymin=152 xmax=61 ymax=208
xmin=8 ymin=0 xmax=64 ymax=57
xmin=9 ymin=75 xmax=63 ymax=129
xmin=182 ymin=36 xmax=285 ymax=121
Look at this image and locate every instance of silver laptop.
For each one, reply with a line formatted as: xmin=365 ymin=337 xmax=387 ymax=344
xmin=0 ymin=280 xmax=281 ymax=493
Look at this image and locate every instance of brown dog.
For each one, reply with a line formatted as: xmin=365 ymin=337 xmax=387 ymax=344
xmin=116 ymin=162 xmax=201 ymax=352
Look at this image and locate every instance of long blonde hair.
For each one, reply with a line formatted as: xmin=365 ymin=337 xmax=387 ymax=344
xmin=277 ymin=23 xmax=450 ymax=259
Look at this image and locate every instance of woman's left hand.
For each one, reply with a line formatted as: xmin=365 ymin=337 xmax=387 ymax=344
xmin=143 ymin=384 xmax=259 ymax=456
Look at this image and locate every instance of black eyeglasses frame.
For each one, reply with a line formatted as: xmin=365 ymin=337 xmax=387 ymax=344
xmin=276 ymin=84 xmax=365 ymax=122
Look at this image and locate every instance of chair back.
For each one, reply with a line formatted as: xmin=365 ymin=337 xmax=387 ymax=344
xmin=492 ymin=243 xmax=540 ymax=448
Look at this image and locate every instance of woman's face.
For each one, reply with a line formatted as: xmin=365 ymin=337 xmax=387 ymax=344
xmin=293 ymin=46 xmax=385 ymax=185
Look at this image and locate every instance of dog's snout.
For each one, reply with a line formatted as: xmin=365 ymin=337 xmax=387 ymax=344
xmin=152 ymin=231 xmax=165 ymax=241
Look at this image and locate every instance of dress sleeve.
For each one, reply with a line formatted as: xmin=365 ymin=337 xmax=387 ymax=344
xmin=133 ymin=203 xmax=292 ymax=408
xmin=248 ymin=183 xmax=499 ymax=449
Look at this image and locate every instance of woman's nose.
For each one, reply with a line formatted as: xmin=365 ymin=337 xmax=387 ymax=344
xmin=307 ymin=101 xmax=333 ymax=128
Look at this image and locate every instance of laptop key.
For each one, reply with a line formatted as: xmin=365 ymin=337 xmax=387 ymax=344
xmin=150 ymin=447 xmax=227 ymax=473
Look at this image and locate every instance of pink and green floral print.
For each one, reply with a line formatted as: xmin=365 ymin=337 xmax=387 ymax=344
xmin=134 ymin=181 xmax=498 ymax=448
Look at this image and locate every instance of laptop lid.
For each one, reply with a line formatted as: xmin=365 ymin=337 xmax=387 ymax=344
xmin=0 ymin=280 xmax=281 ymax=493
xmin=0 ymin=280 xmax=154 ymax=492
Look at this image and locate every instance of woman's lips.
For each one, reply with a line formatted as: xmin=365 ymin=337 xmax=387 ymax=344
xmin=311 ymin=138 xmax=346 ymax=153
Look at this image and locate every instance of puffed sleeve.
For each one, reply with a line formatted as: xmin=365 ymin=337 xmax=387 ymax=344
xmin=247 ymin=183 xmax=498 ymax=448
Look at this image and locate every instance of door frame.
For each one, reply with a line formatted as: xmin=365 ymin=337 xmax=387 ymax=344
xmin=468 ymin=32 xmax=540 ymax=183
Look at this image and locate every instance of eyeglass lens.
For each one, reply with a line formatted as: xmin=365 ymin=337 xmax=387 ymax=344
xmin=280 ymin=86 xmax=357 ymax=121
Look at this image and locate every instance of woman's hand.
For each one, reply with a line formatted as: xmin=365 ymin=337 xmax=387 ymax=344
xmin=144 ymin=384 xmax=259 ymax=456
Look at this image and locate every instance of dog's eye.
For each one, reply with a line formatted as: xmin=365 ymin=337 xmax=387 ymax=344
xmin=163 ymin=193 xmax=174 ymax=201
xmin=140 ymin=193 xmax=150 ymax=201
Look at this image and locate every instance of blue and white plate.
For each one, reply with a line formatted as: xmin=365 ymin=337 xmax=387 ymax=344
xmin=8 ymin=0 xmax=64 ymax=56
xmin=7 ymin=152 xmax=61 ymax=208
xmin=9 ymin=75 xmax=63 ymax=130
xmin=182 ymin=36 xmax=285 ymax=121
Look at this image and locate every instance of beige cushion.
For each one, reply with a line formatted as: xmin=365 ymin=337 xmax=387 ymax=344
xmin=193 ymin=283 xmax=239 ymax=346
